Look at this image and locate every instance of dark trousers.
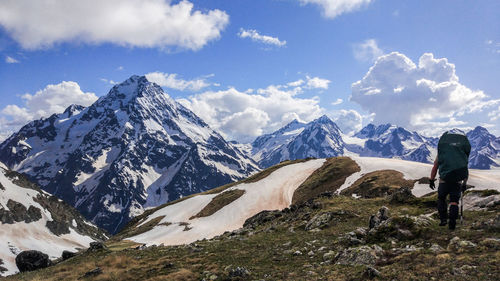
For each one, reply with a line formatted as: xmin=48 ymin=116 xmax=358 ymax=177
xmin=437 ymin=181 xmax=461 ymax=222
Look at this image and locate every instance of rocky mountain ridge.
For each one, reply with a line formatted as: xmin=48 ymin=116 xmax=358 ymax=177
xmin=0 ymin=162 xmax=107 ymax=276
xmin=0 ymin=75 xmax=259 ymax=233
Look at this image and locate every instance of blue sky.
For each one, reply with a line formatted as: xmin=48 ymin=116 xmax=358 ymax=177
xmin=0 ymin=0 xmax=499 ymax=142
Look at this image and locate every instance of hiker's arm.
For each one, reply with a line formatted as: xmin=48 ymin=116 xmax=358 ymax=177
xmin=430 ymin=158 xmax=438 ymax=181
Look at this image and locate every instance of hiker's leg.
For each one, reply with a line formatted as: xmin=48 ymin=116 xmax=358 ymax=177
xmin=437 ymin=183 xmax=448 ymax=225
xmin=448 ymin=183 xmax=461 ymax=230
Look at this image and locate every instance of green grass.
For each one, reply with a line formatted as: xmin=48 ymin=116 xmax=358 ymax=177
xmin=341 ymin=170 xmax=416 ymax=198
xmin=292 ymin=157 xmax=360 ymax=204
xmin=6 ymin=193 xmax=499 ymax=281
xmin=190 ymin=189 xmax=245 ymax=219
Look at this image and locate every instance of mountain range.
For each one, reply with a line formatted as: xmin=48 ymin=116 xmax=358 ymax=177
xmin=252 ymin=117 xmax=499 ymax=169
xmin=0 ymin=75 xmax=498 ymax=234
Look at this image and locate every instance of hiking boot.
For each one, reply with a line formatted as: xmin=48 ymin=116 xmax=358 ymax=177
xmin=439 ymin=220 xmax=447 ymax=226
xmin=448 ymin=220 xmax=456 ymax=230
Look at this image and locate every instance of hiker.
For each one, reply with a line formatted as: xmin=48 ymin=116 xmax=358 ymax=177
xmin=429 ymin=130 xmax=471 ymax=230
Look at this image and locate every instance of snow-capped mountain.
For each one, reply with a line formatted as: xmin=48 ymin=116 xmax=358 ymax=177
xmin=349 ymin=124 xmax=436 ymax=163
xmin=0 ymin=75 xmax=259 ymax=233
xmin=251 ymin=121 xmax=499 ymax=170
xmin=0 ymin=162 xmax=107 ymax=276
xmin=466 ymin=126 xmax=500 ymax=169
xmin=252 ymin=116 xmax=344 ymax=168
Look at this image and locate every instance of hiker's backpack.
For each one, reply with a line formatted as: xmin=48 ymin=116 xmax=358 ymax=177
xmin=437 ymin=131 xmax=471 ymax=182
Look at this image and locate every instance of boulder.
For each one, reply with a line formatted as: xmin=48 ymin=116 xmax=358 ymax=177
xmin=88 ymin=241 xmax=106 ymax=252
xmin=447 ymin=236 xmax=477 ymax=253
xmin=80 ymin=267 xmax=102 ymax=279
xmin=388 ymin=186 xmax=416 ymax=203
xmin=15 ymin=250 xmax=52 ymax=272
xmin=305 ymin=212 xmax=335 ymax=231
xmin=335 ymin=245 xmax=384 ymax=266
xmin=62 ymin=250 xmax=77 ymax=260
xmin=369 ymin=206 xmax=390 ymax=229
xmin=225 ymin=266 xmax=250 ymax=278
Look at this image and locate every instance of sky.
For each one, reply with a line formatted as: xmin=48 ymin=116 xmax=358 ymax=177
xmin=0 ymin=0 xmax=499 ymax=142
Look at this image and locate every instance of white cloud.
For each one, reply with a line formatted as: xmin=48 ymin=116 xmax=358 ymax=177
xmin=177 ymin=84 xmax=324 ymax=142
xmin=5 ymin=56 xmax=19 ymax=63
xmin=299 ymin=0 xmax=373 ymax=19
xmin=305 ymin=76 xmax=331 ymax=89
xmin=332 ymin=98 xmax=343 ymax=105
xmin=238 ymin=29 xmax=286 ymax=47
xmin=351 ymin=52 xmax=500 ymax=134
xmin=0 ymin=81 xmax=98 ymax=136
xmin=117 ymin=66 xmax=124 ymax=71
xmin=353 ymin=39 xmax=384 ymax=62
xmin=489 ymin=106 xmax=500 ymax=121
xmin=146 ymin=72 xmax=211 ymax=91
xmin=332 ymin=109 xmax=363 ymax=135
xmin=0 ymin=0 xmax=229 ymax=51
xmin=100 ymin=78 xmax=117 ymax=85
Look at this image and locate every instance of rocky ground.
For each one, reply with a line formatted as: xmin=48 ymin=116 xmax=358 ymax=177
xmin=5 ymin=185 xmax=499 ymax=281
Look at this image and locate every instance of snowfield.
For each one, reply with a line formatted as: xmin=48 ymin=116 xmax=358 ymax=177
xmin=0 ymin=167 xmax=97 ymax=276
xmin=127 ymin=157 xmax=500 ymax=247
xmin=129 ymin=159 xmax=325 ymax=246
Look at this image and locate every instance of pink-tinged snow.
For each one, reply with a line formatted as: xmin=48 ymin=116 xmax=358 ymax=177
xmin=128 ymin=159 xmax=325 ymax=246
xmin=338 ymin=156 xmax=500 ymax=197
xmin=0 ymin=168 xmax=96 ymax=276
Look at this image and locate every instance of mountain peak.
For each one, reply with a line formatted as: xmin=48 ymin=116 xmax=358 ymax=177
xmin=314 ymin=114 xmax=333 ymax=124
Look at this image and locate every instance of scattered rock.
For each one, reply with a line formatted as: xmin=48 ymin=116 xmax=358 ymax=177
xmin=429 ymin=243 xmax=445 ymax=253
xmin=335 ymin=245 xmax=384 ymax=266
xmin=447 ymin=237 xmax=477 ymax=253
xmin=369 ymin=206 xmax=390 ymax=229
xmin=88 ymin=241 xmax=106 ymax=252
xmin=243 ymin=210 xmax=282 ymax=229
xmin=323 ymin=251 xmax=336 ymax=261
xmin=452 ymin=265 xmax=477 ymax=276
xmin=362 ymin=266 xmax=381 ymax=279
xmin=307 ymin=250 xmax=315 ymax=256
xmin=61 ymin=250 xmax=77 ymax=260
xmin=15 ymin=250 xmax=52 ymax=272
xmin=463 ymin=192 xmax=500 ymax=210
xmin=479 ymin=238 xmax=500 ymax=250
xmin=79 ymin=267 xmax=102 ymax=279
xmin=305 ymin=212 xmax=335 ymax=231
xmin=225 ymin=266 xmax=250 ymax=278
xmin=388 ymin=186 xmax=416 ymax=203
xmin=293 ymin=250 xmax=303 ymax=256
xmin=135 ymin=244 xmax=147 ymax=250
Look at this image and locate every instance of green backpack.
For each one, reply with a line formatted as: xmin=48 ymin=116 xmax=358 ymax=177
xmin=437 ymin=131 xmax=471 ymax=182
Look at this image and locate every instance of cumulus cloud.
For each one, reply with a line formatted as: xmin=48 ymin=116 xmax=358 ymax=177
xmin=353 ymin=39 xmax=384 ymax=62
xmin=299 ymin=0 xmax=372 ymax=19
xmin=351 ymin=52 xmax=500 ymax=134
xmin=331 ymin=109 xmax=363 ymax=135
xmin=100 ymin=78 xmax=117 ymax=85
xmin=146 ymin=72 xmax=212 ymax=91
xmin=5 ymin=56 xmax=19 ymax=63
xmin=238 ymin=28 xmax=286 ymax=47
xmin=0 ymin=81 xmax=98 ymax=136
xmin=177 ymin=84 xmax=324 ymax=142
xmin=0 ymin=0 xmax=229 ymax=51
xmin=305 ymin=76 xmax=330 ymax=89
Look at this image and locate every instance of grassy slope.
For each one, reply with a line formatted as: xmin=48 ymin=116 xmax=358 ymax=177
xmin=341 ymin=170 xmax=416 ymax=198
xmin=7 ymin=193 xmax=499 ymax=281
xmin=292 ymin=156 xmax=360 ymax=204
xmin=5 ymin=157 xmax=499 ymax=280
